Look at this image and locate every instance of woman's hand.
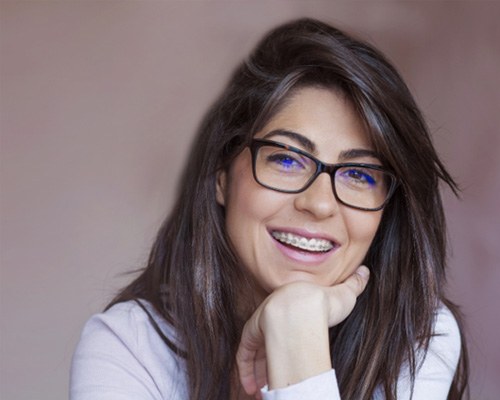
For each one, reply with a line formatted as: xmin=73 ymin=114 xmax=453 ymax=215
xmin=236 ymin=266 xmax=370 ymax=398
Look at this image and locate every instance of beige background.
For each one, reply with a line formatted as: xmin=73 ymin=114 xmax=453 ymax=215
xmin=1 ymin=1 xmax=499 ymax=399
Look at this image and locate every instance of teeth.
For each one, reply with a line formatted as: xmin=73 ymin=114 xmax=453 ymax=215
xmin=271 ymin=231 xmax=334 ymax=252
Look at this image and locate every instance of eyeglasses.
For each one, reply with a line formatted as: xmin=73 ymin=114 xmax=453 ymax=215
xmin=249 ymin=139 xmax=398 ymax=211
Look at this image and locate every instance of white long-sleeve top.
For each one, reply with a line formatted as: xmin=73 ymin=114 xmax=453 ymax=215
xmin=70 ymin=300 xmax=461 ymax=399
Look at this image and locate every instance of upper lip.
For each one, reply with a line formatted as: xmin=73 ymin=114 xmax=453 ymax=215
xmin=267 ymin=226 xmax=340 ymax=247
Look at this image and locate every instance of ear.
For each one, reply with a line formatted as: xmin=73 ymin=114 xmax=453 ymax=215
xmin=215 ymin=169 xmax=227 ymax=206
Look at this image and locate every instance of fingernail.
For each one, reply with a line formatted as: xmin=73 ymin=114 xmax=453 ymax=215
xmin=356 ymin=266 xmax=370 ymax=279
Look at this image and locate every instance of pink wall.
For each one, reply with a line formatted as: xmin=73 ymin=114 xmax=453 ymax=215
xmin=1 ymin=2 xmax=499 ymax=399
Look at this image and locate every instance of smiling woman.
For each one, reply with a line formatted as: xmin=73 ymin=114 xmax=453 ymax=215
xmin=70 ymin=18 xmax=469 ymax=399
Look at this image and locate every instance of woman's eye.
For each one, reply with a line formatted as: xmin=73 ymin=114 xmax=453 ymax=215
xmin=266 ymin=153 xmax=305 ymax=170
xmin=342 ymin=168 xmax=377 ymax=185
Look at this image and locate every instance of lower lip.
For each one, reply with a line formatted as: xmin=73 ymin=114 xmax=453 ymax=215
xmin=271 ymin=235 xmax=337 ymax=266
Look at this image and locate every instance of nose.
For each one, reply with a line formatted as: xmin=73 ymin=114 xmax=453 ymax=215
xmin=293 ymin=172 xmax=339 ymax=219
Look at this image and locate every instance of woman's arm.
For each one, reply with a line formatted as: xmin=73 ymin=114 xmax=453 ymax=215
xmin=238 ymin=275 xmax=461 ymax=400
xmin=236 ymin=266 xmax=370 ymax=398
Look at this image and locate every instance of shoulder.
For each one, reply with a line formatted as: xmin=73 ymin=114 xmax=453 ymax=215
xmin=80 ymin=300 xmax=181 ymax=348
xmin=385 ymin=304 xmax=463 ymax=399
xmin=75 ymin=300 xmax=184 ymax=362
xmin=71 ymin=300 xmax=187 ymax=399
xmin=410 ymin=303 xmax=462 ymax=376
xmin=424 ymin=304 xmax=462 ymax=375
xmin=428 ymin=303 xmax=462 ymax=370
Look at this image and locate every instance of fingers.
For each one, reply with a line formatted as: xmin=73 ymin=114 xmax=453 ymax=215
xmin=237 ymin=345 xmax=266 ymax=399
xmin=326 ymin=265 xmax=370 ymax=326
xmin=236 ymin=313 xmax=265 ymax=395
xmin=343 ymin=265 xmax=370 ymax=296
xmin=254 ymin=347 xmax=268 ymax=391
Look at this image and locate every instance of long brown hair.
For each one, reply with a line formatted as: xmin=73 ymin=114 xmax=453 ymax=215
xmin=109 ymin=18 xmax=468 ymax=399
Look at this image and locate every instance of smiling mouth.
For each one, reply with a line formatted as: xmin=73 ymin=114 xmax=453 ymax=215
xmin=271 ymin=231 xmax=334 ymax=253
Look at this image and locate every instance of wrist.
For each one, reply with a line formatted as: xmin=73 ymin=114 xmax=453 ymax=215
xmin=262 ymin=289 xmax=332 ymax=389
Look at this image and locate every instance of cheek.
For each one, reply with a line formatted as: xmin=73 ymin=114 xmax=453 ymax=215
xmin=345 ymin=210 xmax=382 ymax=250
xmin=225 ymin=176 xmax=282 ymax=241
xmin=225 ymin=161 xmax=261 ymax=224
xmin=332 ymin=211 xmax=381 ymax=283
xmin=224 ymin=150 xmax=285 ymax=225
xmin=224 ymin=157 xmax=275 ymax=250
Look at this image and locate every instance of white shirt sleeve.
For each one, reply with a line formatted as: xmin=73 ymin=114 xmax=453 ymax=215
xmin=261 ymin=369 xmax=340 ymax=400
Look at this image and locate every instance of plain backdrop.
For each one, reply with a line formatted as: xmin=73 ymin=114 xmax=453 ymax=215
xmin=1 ymin=1 xmax=499 ymax=399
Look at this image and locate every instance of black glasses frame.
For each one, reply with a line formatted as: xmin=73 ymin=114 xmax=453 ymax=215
xmin=249 ymin=138 xmax=399 ymax=211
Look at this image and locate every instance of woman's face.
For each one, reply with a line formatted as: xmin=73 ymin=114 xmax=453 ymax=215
xmin=216 ymin=87 xmax=383 ymax=300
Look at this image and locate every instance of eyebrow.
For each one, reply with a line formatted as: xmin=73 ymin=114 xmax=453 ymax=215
xmin=262 ymin=129 xmax=381 ymax=162
xmin=338 ymin=148 xmax=381 ymax=162
xmin=262 ymin=130 xmax=316 ymax=153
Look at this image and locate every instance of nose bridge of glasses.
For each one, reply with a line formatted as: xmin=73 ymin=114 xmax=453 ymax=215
xmin=315 ymin=162 xmax=338 ymax=192
xmin=306 ymin=163 xmax=339 ymax=202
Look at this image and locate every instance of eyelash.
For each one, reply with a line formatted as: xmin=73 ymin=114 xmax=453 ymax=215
xmin=339 ymin=168 xmax=377 ymax=186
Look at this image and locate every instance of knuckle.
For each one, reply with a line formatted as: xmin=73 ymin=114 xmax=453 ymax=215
xmin=346 ymin=273 xmax=366 ymax=296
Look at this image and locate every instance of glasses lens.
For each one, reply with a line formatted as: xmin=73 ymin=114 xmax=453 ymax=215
xmin=254 ymin=145 xmax=316 ymax=191
xmin=334 ymin=166 xmax=391 ymax=210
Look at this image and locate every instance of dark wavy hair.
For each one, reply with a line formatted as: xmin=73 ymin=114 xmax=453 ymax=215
xmin=109 ymin=18 xmax=469 ymax=399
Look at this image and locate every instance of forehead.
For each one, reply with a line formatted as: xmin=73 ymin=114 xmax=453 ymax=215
xmin=254 ymin=87 xmax=373 ymax=162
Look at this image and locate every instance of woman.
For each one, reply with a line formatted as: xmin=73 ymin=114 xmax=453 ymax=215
xmin=70 ymin=18 xmax=468 ymax=399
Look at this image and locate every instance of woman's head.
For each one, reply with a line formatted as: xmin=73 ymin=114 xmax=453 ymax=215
xmin=179 ymin=18 xmax=455 ymax=299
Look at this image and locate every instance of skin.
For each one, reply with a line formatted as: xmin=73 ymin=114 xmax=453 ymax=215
xmin=216 ymin=87 xmax=382 ymax=398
